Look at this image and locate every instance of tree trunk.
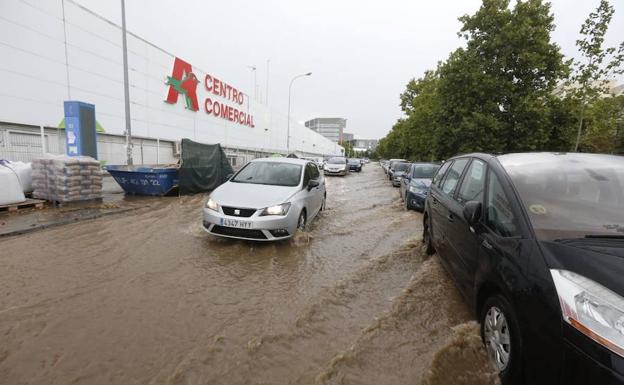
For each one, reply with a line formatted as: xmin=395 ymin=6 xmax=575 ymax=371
xmin=574 ymin=103 xmax=586 ymax=152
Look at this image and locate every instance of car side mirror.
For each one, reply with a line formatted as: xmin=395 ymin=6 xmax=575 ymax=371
xmin=307 ymin=179 xmax=319 ymax=191
xmin=463 ymin=201 xmax=482 ymax=226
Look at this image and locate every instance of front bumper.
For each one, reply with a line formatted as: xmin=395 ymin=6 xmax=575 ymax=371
xmin=324 ymin=168 xmax=347 ymax=176
xmin=405 ymin=191 xmax=426 ymax=210
xmin=559 ymin=321 xmax=624 ymax=384
xmin=202 ymin=207 xmax=299 ymax=241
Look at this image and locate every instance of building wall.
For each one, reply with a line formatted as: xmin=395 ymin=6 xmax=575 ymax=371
xmin=0 ymin=122 xmax=296 ymax=170
xmin=304 ymin=118 xmax=347 ymax=143
xmin=353 ymin=139 xmax=379 ymax=150
xmin=0 ymin=123 xmax=176 ymax=164
xmin=0 ymin=0 xmax=342 ymax=159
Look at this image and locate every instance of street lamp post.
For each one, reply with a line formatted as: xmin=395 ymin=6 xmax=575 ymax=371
xmin=121 ymin=0 xmax=133 ymax=165
xmin=287 ymin=72 xmax=312 ymax=154
xmin=247 ymin=65 xmax=257 ymax=100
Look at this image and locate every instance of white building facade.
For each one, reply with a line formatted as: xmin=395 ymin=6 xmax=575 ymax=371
xmin=0 ymin=0 xmax=342 ymax=164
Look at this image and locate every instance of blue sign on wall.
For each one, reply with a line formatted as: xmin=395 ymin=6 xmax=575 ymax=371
xmin=63 ymin=101 xmax=97 ymax=159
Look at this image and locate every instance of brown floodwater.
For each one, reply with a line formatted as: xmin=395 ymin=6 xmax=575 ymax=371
xmin=0 ymin=165 xmax=497 ymax=385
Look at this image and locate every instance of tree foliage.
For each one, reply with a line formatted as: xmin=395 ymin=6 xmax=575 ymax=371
xmin=378 ymin=0 xmax=624 ymax=160
xmin=570 ymin=0 xmax=624 ymax=150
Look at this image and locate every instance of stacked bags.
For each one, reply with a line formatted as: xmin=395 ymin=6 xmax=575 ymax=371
xmin=32 ymin=155 xmax=102 ymax=202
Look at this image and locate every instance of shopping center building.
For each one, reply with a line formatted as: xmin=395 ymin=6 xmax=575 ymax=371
xmin=0 ymin=0 xmax=343 ymax=166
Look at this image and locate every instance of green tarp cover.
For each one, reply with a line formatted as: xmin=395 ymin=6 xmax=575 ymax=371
xmin=179 ymin=139 xmax=234 ymax=194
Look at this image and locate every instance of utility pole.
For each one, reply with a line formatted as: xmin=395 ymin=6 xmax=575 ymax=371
xmin=248 ymin=65 xmax=257 ymax=100
xmin=287 ymin=72 xmax=312 ymax=153
xmin=265 ymin=59 xmax=270 ymax=106
xmin=121 ymin=0 xmax=133 ymax=165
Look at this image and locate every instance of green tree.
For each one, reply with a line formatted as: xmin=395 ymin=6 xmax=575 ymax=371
xmin=433 ymin=0 xmax=569 ymax=158
xmin=570 ymin=0 xmax=624 ymax=151
xmin=580 ymin=95 xmax=624 ymax=153
xmin=338 ymin=140 xmax=355 ymax=157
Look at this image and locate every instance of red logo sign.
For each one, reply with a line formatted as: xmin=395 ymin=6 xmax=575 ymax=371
xmin=165 ymin=57 xmax=254 ymax=128
xmin=165 ymin=57 xmax=199 ymax=111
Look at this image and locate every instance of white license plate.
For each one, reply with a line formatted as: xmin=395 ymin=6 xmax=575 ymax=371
xmin=220 ymin=218 xmax=253 ymax=229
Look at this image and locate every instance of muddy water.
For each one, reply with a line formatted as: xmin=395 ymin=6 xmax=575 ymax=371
xmin=0 ymin=165 xmax=497 ymax=384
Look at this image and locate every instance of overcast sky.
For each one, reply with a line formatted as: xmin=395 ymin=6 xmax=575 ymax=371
xmin=76 ymin=0 xmax=623 ymax=140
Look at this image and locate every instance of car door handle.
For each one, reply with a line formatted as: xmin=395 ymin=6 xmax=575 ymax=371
xmin=447 ymin=213 xmax=454 ymax=222
xmin=482 ymin=239 xmax=493 ymax=250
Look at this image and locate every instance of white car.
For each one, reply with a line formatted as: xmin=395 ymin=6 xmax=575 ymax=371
xmin=323 ymin=156 xmax=348 ymax=176
xmin=202 ymin=158 xmax=326 ymax=241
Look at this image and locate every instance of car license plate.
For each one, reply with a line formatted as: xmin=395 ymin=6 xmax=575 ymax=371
xmin=220 ymin=218 xmax=252 ymax=229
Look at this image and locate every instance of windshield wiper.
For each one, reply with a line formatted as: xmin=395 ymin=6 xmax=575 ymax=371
xmin=584 ymin=234 xmax=624 ymax=239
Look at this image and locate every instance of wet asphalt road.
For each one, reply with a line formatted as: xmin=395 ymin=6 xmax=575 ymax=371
xmin=0 ymin=165 xmax=497 ymax=385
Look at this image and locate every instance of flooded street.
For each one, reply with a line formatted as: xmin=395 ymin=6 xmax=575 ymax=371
xmin=0 ymin=165 xmax=497 ymax=385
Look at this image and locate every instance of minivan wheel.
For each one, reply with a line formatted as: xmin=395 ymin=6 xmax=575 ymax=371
xmin=480 ymin=295 xmax=522 ymax=385
xmin=423 ymin=215 xmax=435 ymax=255
xmin=297 ymin=210 xmax=307 ymax=230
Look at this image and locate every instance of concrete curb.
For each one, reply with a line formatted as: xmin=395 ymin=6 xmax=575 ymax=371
xmin=0 ymin=205 xmax=146 ymax=238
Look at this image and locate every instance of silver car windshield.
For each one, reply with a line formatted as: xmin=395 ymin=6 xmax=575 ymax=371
xmin=499 ymin=153 xmax=624 ymax=240
xmin=328 ymin=157 xmax=346 ymax=164
xmin=232 ymin=162 xmax=302 ymax=187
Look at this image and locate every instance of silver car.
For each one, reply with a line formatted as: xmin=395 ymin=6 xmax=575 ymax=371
xmin=202 ymin=158 xmax=326 ymax=241
xmin=323 ymin=156 xmax=348 ymax=176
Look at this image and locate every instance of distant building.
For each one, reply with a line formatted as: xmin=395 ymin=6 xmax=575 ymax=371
xmin=553 ymin=80 xmax=624 ymax=98
xmin=342 ymin=132 xmax=354 ymax=142
xmin=305 ymin=118 xmax=347 ymax=143
xmin=353 ymin=139 xmax=378 ymax=150
xmin=353 ymin=139 xmax=379 ymax=153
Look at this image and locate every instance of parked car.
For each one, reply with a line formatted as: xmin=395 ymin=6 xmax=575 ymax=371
xmin=399 ymin=162 xmax=440 ymax=211
xmin=380 ymin=159 xmax=389 ymax=172
xmin=203 ymin=158 xmax=325 ymax=241
xmin=390 ymin=162 xmax=411 ymax=187
xmin=387 ymin=158 xmax=407 ymax=179
xmin=423 ymin=152 xmax=624 ymax=385
xmin=324 ymin=156 xmax=348 ymax=176
xmin=348 ymin=158 xmax=363 ymax=172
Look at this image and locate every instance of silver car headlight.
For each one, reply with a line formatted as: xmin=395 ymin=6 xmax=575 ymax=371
xmin=550 ymin=269 xmax=624 ymax=357
xmin=206 ymin=198 xmax=219 ymax=212
xmin=260 ymin=202 xmax=291 ymax=216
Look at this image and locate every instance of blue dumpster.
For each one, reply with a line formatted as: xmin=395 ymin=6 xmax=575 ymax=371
xmin=105 ymin=165 xmax=179 ymax=196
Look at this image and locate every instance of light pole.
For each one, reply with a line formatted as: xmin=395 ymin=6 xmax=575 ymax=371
xmin=247 ymin=65 xmax=257 ymax=100
xmin=287 ymin=72 xmax=312 ymax=154
xmin=121 ymin=0 xmax=133 ymax=165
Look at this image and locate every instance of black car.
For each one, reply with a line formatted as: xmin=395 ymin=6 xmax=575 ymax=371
xmin=347 ymin=158 xmax=362 ymax=172
xmin=387 ymin=159 xmax=407 ymax=179
xmin=390 ymin=162 xmax=411 ymax=187
xmin=423 ymin=152 xmax=624 ymax=385
xmin=399 ymin=162 xmax=440 ymax=211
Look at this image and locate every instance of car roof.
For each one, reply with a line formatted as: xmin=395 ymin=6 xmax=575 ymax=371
xmin=251 ymin=157 xmax=310 ymax=165
xmin=445 ymin=151 xmax=624 ymax=165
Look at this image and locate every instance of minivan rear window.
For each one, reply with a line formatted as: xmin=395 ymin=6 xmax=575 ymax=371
xmin=499 ymin=153 xmax=624 ymax=240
